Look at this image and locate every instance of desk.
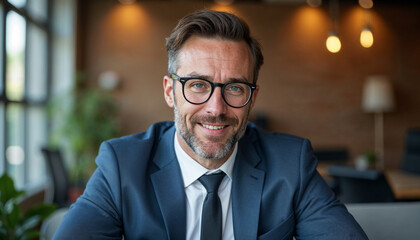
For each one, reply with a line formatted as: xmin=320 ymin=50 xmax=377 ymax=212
xmin=385 ymin=170 xmax=420 ymax=200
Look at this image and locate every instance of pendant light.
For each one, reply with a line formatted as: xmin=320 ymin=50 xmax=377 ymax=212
xmin=326 ymin=0 xmax=341 ymax=53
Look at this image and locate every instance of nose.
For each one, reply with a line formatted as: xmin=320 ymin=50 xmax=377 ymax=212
xmin=204 ymin=86 xmax=227 ymax=115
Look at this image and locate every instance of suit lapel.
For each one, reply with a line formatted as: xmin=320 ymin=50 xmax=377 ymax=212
xmin=150 ymin=128 xmax=186 ymax=240
xmin=149 ymin=124 xmax=265 ymax=239
xmin=232 ymin=136 xmax=265 ymax=240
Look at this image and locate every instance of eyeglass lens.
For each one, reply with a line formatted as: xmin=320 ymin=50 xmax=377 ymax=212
xmin=183 ymin=79 xmax=251 ymax=107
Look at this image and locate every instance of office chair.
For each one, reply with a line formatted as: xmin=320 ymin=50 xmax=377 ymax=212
xmin=328 ymin=165 xmax=394 ymax=203
xmin=401 ymin=129 xmax=420 ymax=175
xmin=41 ymin=147 xmax=71 ymax=208
xmin=313 ymin=148 xmax=348 ymax=162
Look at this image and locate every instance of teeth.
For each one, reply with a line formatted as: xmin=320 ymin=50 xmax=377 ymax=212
xmin=202 ymin=124 xmax=225 ymax=130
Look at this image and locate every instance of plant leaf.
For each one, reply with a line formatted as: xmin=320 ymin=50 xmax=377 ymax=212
xmin=16 ymin=216 xmax=40 ymax=235
xmin=6 ymin=203 xmax=22 ymax=229
xmin=0 ymin=174 xmax=25 ymax=205
xmin=22 ymin=204 xmax=56 ymax=221
xmin=0 ymin=227 xmax=7 ymax=238
xmin=18 ymin=204 xmax=56 ymax=234
xmin=17 ymin=229 xmax=40 ymax=240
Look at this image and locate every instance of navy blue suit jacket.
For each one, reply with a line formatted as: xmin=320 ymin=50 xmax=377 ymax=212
xmin=54 ymin=121 xmax=367 ymax=239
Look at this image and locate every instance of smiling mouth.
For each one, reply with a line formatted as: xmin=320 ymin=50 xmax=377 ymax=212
xmin=200 ymin=123 xmax=226 ymax=130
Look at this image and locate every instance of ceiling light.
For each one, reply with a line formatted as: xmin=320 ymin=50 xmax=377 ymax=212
xmin=215 ymin=0 xmax=234 ymax=5
xmin=360 ymin=26 xmax=374 ymax=48
xmin=359 ymin=0 xmax=373 ymax=9
xmin=326 ymin=32 xmax=341 ymax=53
xmin=307 ymin=0 xmax=322 ymax=8
xmin=119 ymin=0 xmax=136 ymax=4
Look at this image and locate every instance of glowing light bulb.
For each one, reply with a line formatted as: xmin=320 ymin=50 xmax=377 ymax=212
xmin=215 ymin=0 xmax=234 ymax=5
xmin=326 ymin=33 xmax=341 ymax=53
xmin=359 ymin=0 xmax=373 ymax=9
xmin=307 ymin=0 xmax=322 ymax=7
xmin=360 ymin=27 xmax=374 ymax=48
xmin=6 ymin=146 xmax=25 ymax=165
xmin=119 ymin=0 xmax=135 ymax=4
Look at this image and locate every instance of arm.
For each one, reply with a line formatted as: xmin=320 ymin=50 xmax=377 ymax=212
xmin=53 ymin=142 xmax=123 ymax=240
xmin=294 ymin=139 xmax=368 ymax=240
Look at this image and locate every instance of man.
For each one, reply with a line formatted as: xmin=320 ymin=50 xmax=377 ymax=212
xmin=54 ymin=10 xmax=367 ymax=240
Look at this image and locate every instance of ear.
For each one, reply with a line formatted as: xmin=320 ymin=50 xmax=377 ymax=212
xmin=163 ymin=75 xmax=175 ymax=108
xmin=249 ymin=84 xmax=259 ymax=109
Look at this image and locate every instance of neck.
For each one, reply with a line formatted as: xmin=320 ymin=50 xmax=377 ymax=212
xmin=176 ymin=133 xmax=234 ymax=170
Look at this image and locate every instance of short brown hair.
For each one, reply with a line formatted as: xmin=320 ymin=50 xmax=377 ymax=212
xmin=166 ymin=10 xmax=264 ymax=84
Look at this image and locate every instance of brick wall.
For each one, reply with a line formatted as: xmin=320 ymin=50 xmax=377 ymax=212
xmin=78 ymin=0 xmax=420 ymax=169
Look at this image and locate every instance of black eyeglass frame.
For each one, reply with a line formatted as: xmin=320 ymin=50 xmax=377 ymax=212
xmin=170 ymin=74 xmax=257 ymax=108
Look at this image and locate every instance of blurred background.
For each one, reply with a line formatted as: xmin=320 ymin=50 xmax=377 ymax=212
xmin=1 ymin=1 xmax=420 ymax=239
xmin=1 ymin=0 xmax=419 ymax=196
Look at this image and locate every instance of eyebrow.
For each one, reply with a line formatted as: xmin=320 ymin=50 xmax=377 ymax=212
xmin=185 ymin=72 xmax=250 ymax=84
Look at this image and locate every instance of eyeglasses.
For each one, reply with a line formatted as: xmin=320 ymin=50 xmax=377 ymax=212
xmin=171 ymin=74 xmax=257 ymax=108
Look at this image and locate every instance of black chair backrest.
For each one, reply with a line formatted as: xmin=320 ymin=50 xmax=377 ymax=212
xmin=401 ymin=129 xmax=420 ymax=175
xmin=314 ymin=148 xmax=348 ymax=162
xmin=328 ymin=165 xmax=394 ymax=203
xmin=41 ymin=147 xmax=70 ymax=208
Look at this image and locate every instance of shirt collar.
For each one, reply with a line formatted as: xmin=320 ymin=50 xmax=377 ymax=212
xmin=174 ymin=133 xmax=237 ymax=188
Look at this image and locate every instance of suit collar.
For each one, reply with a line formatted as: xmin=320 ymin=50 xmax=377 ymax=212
xmin=151 ymin=124 xmax=177 ymax=169
xmin=150 ymin=126 xmax=187 ymax=240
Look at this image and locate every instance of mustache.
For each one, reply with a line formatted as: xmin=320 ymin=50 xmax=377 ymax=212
xmin=192 ymin=114 xmax=238 ymax=126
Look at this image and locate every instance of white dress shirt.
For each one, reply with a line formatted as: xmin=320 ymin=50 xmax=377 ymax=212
xmin=174 ymin=135 xmax=236 ymax=240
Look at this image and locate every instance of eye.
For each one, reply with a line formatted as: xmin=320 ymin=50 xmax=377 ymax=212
xmin=229 ymin=85 xmax=242 ymax=92
xmin=187 ymin=80 xmax=210 ymax=93
xmin=191 ymin=82 xmax=206 ymax=89
xmin=226 ymin=83 xmax=245 ymax=94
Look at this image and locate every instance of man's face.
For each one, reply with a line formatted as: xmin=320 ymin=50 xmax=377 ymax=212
xmin=163 ymin=36 xmax=259 ymax=169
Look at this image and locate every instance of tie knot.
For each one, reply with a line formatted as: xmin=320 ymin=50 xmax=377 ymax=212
xmin=199 ymin=172 xmax=226 ymax=193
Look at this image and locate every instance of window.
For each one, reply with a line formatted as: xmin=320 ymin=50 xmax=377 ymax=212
xmin=1 ymin=0 xmax=50 ymax=188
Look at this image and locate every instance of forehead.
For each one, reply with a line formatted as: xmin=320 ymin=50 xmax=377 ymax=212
xmin=176 ymin=36 xmax=253 ymax=81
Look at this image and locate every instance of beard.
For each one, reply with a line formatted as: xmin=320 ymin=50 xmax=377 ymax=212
xmin=174 ymin=105 xmax=249 ymax=161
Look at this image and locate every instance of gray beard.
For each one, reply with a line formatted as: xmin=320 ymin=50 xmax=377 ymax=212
xmin=173 ymin=105 xmax=248 ymax=161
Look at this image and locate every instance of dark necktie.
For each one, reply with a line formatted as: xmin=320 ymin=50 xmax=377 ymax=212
xmin=198 ymin=172 xmax=226 ymax=240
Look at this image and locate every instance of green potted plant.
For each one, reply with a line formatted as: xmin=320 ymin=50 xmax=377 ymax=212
xmin=0 ymin=174 xmax=56 ymax=240
xmin=355 ymin=150 xmax=378 ymax=170
xmin=364 ymin=150 xmax=378 ymax=167
xmin=49 ymin=72 xmax=120 ymax=191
